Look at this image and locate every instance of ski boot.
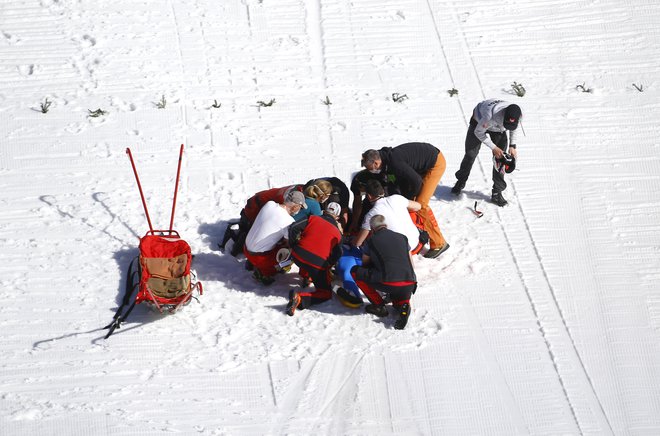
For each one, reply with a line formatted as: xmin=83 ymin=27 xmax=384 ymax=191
xmin=490 ymin=191 xmax=508 ymax=207
xmin=286 ymin=289 xmax=302 ymax=316
xmin=394 ymin=303 xmax=411 ymax=330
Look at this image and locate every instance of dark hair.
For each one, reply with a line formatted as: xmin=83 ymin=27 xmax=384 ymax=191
xmin=361 ymin=149 xmax=380 ymax=167
xmin=327 ymin=193 xmax=341 ymax=205
xmin=365 ymin=179 xmax=385 ymax=197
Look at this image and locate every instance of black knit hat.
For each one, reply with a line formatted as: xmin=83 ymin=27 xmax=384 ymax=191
xmin=503 ymin=104 xmax=521 ymax=130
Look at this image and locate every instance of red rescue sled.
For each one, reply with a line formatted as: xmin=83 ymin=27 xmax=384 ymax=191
xmin=104 ymin=145 xmax=202 ymax=338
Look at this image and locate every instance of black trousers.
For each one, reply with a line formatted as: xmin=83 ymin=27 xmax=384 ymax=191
xmin=455 ymin=118 xmax=509 ymax=193
xmin=294 ymin=260 xmax=333 ymax=309
xmin=229 ymin=210 xmax=251 ymax=257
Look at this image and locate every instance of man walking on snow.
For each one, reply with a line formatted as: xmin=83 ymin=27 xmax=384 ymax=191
xmin=451 ymin=99 xmax=522 ymax=207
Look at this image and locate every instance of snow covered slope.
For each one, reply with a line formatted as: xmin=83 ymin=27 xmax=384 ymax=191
xmin=1 ymin=0 xmax=659 ymax=434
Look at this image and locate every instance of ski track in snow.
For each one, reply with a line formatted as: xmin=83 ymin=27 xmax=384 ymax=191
xmin=1 ymin=0 xmax=660 ymax=435
xmin=427 ymin=3 xmax=613 ymax=434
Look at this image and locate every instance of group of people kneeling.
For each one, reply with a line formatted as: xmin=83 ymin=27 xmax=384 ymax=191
xmin=221 ymin=141 xmax=450 ymax=330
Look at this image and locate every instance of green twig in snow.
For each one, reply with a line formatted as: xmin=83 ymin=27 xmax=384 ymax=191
xmin=511 ymin=82 xmax=526 ymax=97
xmin=88 ymin=108 xmax=107 ymax=118
xmin=392 ymin=93 xmax=408 ymax=103
xmin=40 ymin=98 xmax=52 ymax=113
xmin=257 ymin=98 xmax=276 ymax=107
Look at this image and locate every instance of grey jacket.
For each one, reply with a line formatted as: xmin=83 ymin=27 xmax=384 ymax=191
xmin=472 ymin=99 xmax=522 ymax=150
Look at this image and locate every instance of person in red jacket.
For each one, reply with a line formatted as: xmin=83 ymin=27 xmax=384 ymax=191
xmin=286 ymin=202 xmax=344 ymax=316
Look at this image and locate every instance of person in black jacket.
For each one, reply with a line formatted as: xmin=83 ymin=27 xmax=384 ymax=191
xmin=350 ymin=215 xmax=417 ymax=330
xmin=360 ymin=142 xmax=449 ymax=258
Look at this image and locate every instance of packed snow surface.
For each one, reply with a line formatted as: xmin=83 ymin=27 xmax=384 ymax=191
xmin=1 ymin=0 xmax=660 ymax=435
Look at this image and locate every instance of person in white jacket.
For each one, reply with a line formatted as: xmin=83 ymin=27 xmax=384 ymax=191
xmin=352 ymin=180 xmax=426 ymax=255
xmin=451 ymin=99 xmax=522 ymax=206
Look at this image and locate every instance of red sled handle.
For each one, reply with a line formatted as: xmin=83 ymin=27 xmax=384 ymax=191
xmin=145 ymin=229 xmax=181 ymax=238
xmin=169 ymin=144 xmax=184 ymax=232
xmin=126 ymin=144 xmax=185 ymax=233
xmin=126 ymin=147 xmax=154 ymax=232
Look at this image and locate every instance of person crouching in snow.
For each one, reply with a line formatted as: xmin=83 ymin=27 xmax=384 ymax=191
xmin=352 ymin=179 xmax=426 ymax=255
xmin=285 ymin=202 xmax=344 ymax=316
xmin=243 ymin=190 xmax=307 ymax=285
xmin=305 ymin=177 xmax=351 ymax=228
xmin=351 ymin=215 xmax=417 ymax=330
xmin=451 ymin=99 xmax=522 ymax=207
xmin=291 ymin=180 xmax=330 ymax=221
xmin=336 ymin=180 xmax=428 ymax=310
xmin=223 ymin=184 xmax=301 ymax=257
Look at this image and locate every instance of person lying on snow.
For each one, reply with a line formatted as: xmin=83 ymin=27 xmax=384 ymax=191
xmin=334 ymin=244 xmax=366 ymax=309
xmin=285 ymin=202 xmax=346 ymax=316
xmin=243 ymin=190 xmax=307 ymax=285
xmin=351 ymin=214 xmax=417 ymax=330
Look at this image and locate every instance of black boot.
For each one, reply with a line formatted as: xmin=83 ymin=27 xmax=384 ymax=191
xmin=423 ymin=243 xmax=450 ymax=259
xmin=394 ymin=303 xmax=411 ymax=330
xmin=253 ymin=269 xmax=275 ymax=285
xmin=219 ymin=224 xmax=237 ymax=252
xmin=230 ymin=230 xmax=247 ymax=257
xmin=490 ymin=191 xmax=508 ymax=207
xmin=286 ymin=289 xmax=302 ymax=316
xmin=365 ymin=303 xmax=388 ymax=318
xmin=451 ymin=180 xmax=465 ymax=195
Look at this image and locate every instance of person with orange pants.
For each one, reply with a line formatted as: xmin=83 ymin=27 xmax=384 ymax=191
xmin=360 ymin=142 xmax=448 ymax=258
